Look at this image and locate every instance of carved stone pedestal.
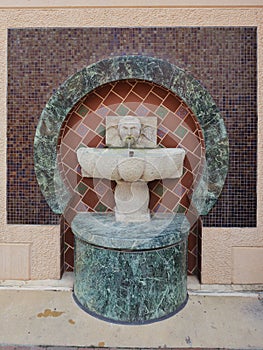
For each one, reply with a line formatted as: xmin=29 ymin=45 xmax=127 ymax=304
xmin=114 ymin=181 xmax=150 ymax=222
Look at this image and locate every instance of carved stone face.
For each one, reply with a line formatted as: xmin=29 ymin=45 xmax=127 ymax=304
xmin=118 ymin=116 xmax=141 ymax=146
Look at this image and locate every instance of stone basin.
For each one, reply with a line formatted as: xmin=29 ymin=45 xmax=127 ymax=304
xmin=77 ymin=147 xmax=185 ymax=182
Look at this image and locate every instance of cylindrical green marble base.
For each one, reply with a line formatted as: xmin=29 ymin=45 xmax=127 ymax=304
xmin=73 ymin=241 xmax=188 ymax=324
xmin=72 ymin=213 xmax=190 ymax=324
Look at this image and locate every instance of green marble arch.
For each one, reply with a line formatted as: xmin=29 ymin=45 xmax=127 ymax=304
xmin=34 ymin=55 xmax=229 ymax=215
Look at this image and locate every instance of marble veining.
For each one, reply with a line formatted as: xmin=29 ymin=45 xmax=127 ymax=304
xmin=73 ymin=235 xmax=188 ymax=324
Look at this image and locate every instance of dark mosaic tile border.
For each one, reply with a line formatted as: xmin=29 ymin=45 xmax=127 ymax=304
xmin=7 ymin=27 xmax=257 ymax=227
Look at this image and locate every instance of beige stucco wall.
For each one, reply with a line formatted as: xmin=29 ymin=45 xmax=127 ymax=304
xmin=0 ymin=5 xmax=262 ymax=283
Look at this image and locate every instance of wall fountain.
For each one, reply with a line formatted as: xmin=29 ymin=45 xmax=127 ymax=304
xmin=34 ymin=55 xmax=228 ymax=325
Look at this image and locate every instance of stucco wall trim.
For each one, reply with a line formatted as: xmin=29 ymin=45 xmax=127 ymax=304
xmin=0 ymin=0 xmax=263 ymax=9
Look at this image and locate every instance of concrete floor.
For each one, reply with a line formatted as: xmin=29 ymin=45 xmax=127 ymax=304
xmin=0 ymin=274 xmax=262 ymax=349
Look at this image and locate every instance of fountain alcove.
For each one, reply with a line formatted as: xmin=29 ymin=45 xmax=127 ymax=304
xmin=34 ymin=56 xmax=229 ymax=324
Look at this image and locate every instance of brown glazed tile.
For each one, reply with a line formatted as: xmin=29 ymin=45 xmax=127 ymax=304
xmin=161 ymin=132 xmax=180 ymax=147
xmin=124 ymin=91 xmax=143 ymax=103
xmin=89 ymin=135 xmax=104 ymax=147
xmin=181 ymin=132 xmax=201 ymax=153
xmin=188 ymin=251 xmax=197 ymax=274
xmin=180 ymin=192 xmax=190 ymax=208
xmin=162 ymin=111 xmax=181 ymax=131
xmin=161 ymin=190 xmax=180 ymax=211
xmin=107 ymin=179 xmax=116 ymax=190
xmin=162 ymin=93 xmax=181 ymax=112
xmin=132 ymin=82 xmax=152 ymax=98
xmin=82 ymin=177 xmax=95 ymax=188
xmin=65 ymin=264 xmax=74 ymax=272
xmin=184 ymin=151 xmax=201 ymax=172
xmin=194 ymin=129 xmax=201 ymax=138
xmin=63 ymin=129 xmax=82 ymax=150
xmin=67 ymin=194 xmax=83 ymax=210
xmin=127 ymin=110 xmax=137 ymax=116
xmin=152 ymin=85 xmax=169 ymax=99
xmin=184 ymin=113 xmax=198 ymax=133
xmin=162 ymin=178 xmax=178 ymax=191
xmin=59 ymin=142 xmax=71 ymax=159
xmin=83 ymin=131 xmax=103 ymax=147
xmin=62 ymin=126 xmax=71 ymax=137
xmin=174 ymin=183 xmax=187 ymax=197
xmin=181 ymin=170 xmax=194 ymax=189
xmin=83 ymin=92 xmax=103 ymax=111
xmin=64 ymin=169 xmax=80 ymax=189
xmin=144 ymin=92 xmax=162 ymax=106
xmin=113 ymin=81 xmax=133 ymax=98
xmin=62 ymin=149 xmax=78 ymax=169
xmin=101 ymin=190 xmax=115 ymax=209
xmin=82 ymin=113 xmax=103 ymax=130
xmin=65 ymin=246 xmax=75 ymax=268
xmin=103 ymin=91 xmax=123 ymax=106
xmin=63 ymin=206 xmax=77 ymax=226
xmin=193 ymin=143 xmax=202 ymax=158
xmin=67 ymin=112 xmax=83 ymax=129
xmin=83 ymin=189 xmax=100 ymax=208
xmin=95 ymin=83 xmax=113 ymax=98
xmin=188 ymin=231 xmax=198 ymax=251
xmin=64 ymin=229 xmax=75 ymax=247
xmin=63 ymin=219 xmax=71 ymax=232
xmin=148 ymin=179 xmax=159 ymax=191
xmin=149 ymin=192 xmax=160 ymax=210
xmin=94 ymin=181 xmax=109 ymax=196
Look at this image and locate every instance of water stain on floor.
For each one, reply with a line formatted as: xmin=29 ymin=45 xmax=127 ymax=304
xmin=37 ymin=309 xmax=64 ymax=318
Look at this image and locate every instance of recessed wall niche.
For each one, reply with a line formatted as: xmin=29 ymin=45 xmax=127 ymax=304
xmin=57 ymin=79 xmax=205 ymax=273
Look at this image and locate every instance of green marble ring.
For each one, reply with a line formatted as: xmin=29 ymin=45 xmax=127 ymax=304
xmin=34 ymin=55 xmax=229 ymax=215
